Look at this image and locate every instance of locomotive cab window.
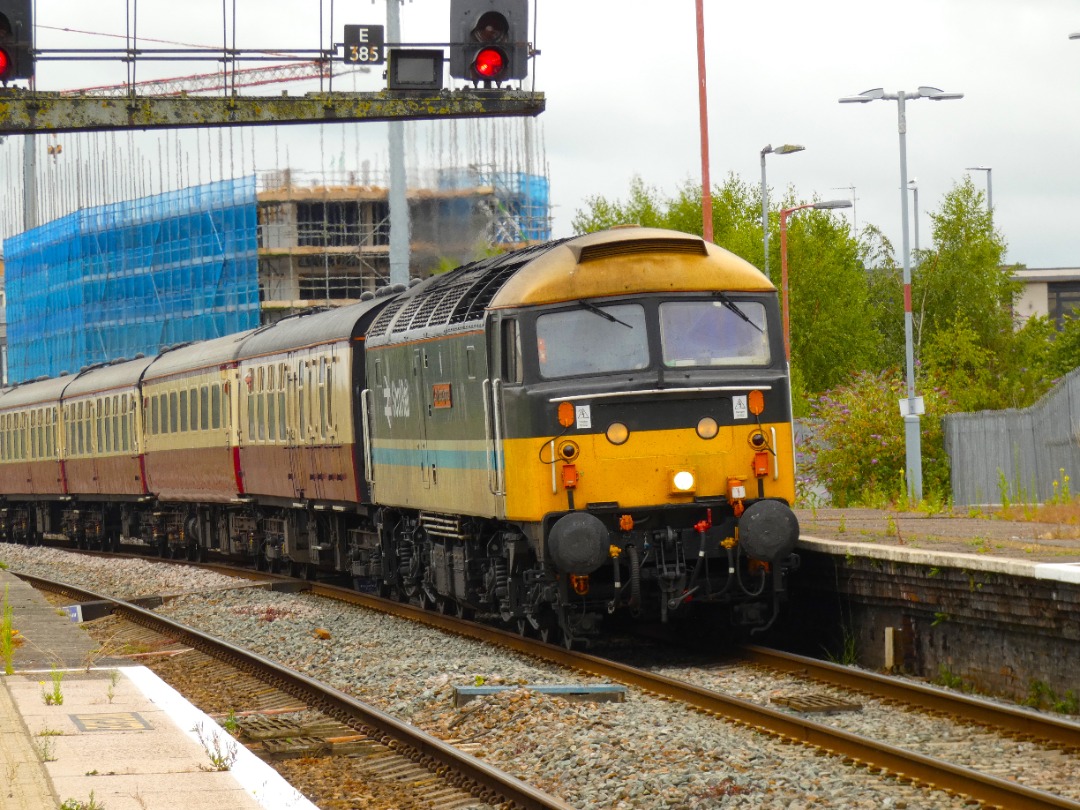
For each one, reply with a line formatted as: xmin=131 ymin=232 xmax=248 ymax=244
xmin=660 ymin=300 xmax=770 ymax=367
xmin=535 ymin=303 xmax=648 ymax=379
xmin=502 ymin=320 xmax=522 ymax=384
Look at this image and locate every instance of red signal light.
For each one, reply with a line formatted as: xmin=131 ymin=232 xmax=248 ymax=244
xmin=0 ymin=48 xmax=9 ymax=78
xmin=473 ymin=46 xmax=505 ymax=78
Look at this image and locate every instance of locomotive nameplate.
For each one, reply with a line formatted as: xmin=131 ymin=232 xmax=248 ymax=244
xmin=432 ymin=383 xmax=453 ymax=409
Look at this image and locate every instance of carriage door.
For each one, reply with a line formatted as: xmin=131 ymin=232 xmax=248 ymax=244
xmin=305 ymin=354 xmax=329 ymax=502
xmin=285 ymin=359 xmax=306 ymax=499
xmin=412 ymin=347 xmax=431 ymax=489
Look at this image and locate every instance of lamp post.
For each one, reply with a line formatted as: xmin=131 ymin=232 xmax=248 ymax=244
xmin=778 ymin=199 xmax=852 ymax=361
xmin=965 ymin=165 xmax=992 ymax=217
xmin=907 ymin=179 xmax=919 ymax=267
xmin=840 ymin=86 xmax=963 ymax=503
xmin=760 ymin=143 xmax=805 ymax=281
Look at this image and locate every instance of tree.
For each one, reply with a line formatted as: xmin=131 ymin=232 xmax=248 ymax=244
xmin=913 ymin=177 xmax=1018 ymax=355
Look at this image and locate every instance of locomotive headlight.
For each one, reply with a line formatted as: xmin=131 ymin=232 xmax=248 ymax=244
xmin=671 ymin=470 xmax=696 ymax=493
xmin=606 ymin=422 xmax=630 ymax=445
xmin=696 ymin=417 xmax=719 ymax=440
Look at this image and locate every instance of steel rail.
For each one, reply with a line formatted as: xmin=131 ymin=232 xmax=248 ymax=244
xmin=292 ymin=580 xmax=1080 ymax=810
xmin=740 ymin=644 xmax=1080 ymax=751
xmin=25 ymin=555 xmax=1080 ymax=809
xmin=15 ymin=572 xmax=574 ymax=810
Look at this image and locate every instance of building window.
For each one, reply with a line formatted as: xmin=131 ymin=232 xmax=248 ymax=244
xmin=1049 ymin=282 xmax=1080 ymax=328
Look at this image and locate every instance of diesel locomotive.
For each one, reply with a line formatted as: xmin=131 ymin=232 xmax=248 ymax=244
xmin=0 ymin=226 xmax=800 ymax=645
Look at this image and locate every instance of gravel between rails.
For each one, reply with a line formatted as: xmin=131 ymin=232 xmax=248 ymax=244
xmin=1 ymin=546 xmax=1005 ymax=809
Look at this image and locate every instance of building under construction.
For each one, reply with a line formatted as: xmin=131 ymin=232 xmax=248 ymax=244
xmin=2 ymin=161 xmax=550 ymax=383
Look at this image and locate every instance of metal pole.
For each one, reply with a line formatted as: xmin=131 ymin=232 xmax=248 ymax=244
xmin=387 ymin=0 xmax=411 ymax=286
xmin=695 ymin=0 xmax=713 ymax=242
xmin=896 ymin=92 xmax=923 ymax=502
xmin=909 ymin=181 xmax=920 ymax=267
xmin=760 ymin=150 xmax=770 ymax=280
xmin=779 ymin=209 xmax=792 ymax=361
xmin=23 ymin=134 xmax=37 ymax=231
xmin=985 ymin=169 xmax=993 ymax=217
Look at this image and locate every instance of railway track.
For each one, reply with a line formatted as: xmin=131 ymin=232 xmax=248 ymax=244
xmin=19 ymin=572 xmax=574 ymax=810
xmin=13 ymin=552 xmax=1080 ymax=809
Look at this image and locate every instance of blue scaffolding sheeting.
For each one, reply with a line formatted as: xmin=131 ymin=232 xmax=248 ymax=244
xmin=4 ymin=177 xmax=259 ymax=383
xmin=437 ymin=169 xmax=550 ymax=243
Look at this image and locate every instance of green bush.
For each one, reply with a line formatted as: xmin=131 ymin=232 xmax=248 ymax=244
xmin=801 ymin=369 xmax=952 ymax=507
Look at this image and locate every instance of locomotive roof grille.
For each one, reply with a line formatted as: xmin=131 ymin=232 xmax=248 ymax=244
xmin=376 ymin=238 xmax=573 ymax=338
xmin=367 ymin=296 xmax=407 ymax=336
xmin=577 ymin=237 xmax=707 ymax=263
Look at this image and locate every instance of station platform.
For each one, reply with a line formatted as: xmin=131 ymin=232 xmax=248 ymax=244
xmin=795 ymin=507 xmax=1080 ymax=582
xmin=0 ymin=570 xmax=316 ymax=810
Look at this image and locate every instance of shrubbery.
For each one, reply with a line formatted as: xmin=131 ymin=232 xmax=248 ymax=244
xmin=800 ymin=369 xmax=952 ymax=507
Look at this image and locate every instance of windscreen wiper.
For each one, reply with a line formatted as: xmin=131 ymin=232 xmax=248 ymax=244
xmin=713 ymin=292 xmax=763 ymax=333
xmin=579 ymin=299 xmax=633 ymax=329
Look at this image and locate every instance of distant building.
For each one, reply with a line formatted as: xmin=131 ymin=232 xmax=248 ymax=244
xmin=1 ymin=170 xmax=550 ymax=383
xmin=1013 ymin=267 xmax=1080 ymax=327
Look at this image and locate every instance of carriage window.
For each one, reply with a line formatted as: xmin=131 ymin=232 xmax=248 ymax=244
xmin=169 ymin=391 xmax=178 ymax=433
xmin=660 ymin=300 xmax=770 ymax=367
xmin=535 ymin=304 xmax=649 ymax=379
xmin=104 ymin=399 xmax=112 ymax=452
xmin=319 ymin=358 xmax=327 ymax=439
xmin=122 ymin=398 xmax=130 ymax=452
xmin=211 ymin=385 xmax=222 ymax=430
xmin=298 ymin=362 xmax=306 ymax=437
xmin=151 ymin=396 xmax=159 ymax=435
xmin=326 ymin=362 xmax=334 ymax=431
xmin=179 ymin=390 xmax=189 ymax=432
xmin=267 ymin=387 xmax=277 ymax=441
xmin=200 ymin=386 xmax=210 ymax=431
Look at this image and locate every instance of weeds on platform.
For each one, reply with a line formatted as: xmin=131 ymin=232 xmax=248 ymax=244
xmin=32 ymin=729 xmax=59 ymax=762
xmin=1 ymin=586 xmax=15 ymax=675
xmin=60 ymin=792 xmax=105 ymax=810
xmin=193 ymin=722 xmax=238 ymax=771
xmin=106 ymin=670 xmax=120 ymax=704
xmin=41 ymin=666 xmax=64 ymax=706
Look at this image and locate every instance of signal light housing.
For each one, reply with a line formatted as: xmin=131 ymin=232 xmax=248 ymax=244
xmin=448 ymin=0 xmax=529 ymax=84
xmin=0 ymin=1 xmax=34 ymax=82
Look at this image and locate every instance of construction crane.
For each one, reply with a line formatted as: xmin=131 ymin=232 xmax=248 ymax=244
xmin=60 ymin=60 xmax=355 ymax=97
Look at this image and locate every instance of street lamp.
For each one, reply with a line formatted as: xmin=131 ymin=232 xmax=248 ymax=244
xmin=760 ymin=143 xmax=805 ymax=281
xmin=778 ymin=199 xmax=852 ymax=361
xmin=965 ymin=165 xmax=992 ymax=216
xmin=907 ymin=179 xmax=919 ymax=266
xmin=840 ymin=85 xmax=963 ymax=503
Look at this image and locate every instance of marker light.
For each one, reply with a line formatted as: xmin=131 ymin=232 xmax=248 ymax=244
xmin=0 ymin=49 xmax=9 ymax=78
xmin=671 ymin=470 xmax=696 ymax=493
xmin=696 ymin=417 xmax=718 ymax=440
xmin=606 ymin=422 xmax=629 ymax=445
xmin=557 ymin=401 xmax=574 ymax=427
xmin=748 ymin=389 xmax=765 ymax=416
xmin=473 ymin=47 xmax=506 ymax=78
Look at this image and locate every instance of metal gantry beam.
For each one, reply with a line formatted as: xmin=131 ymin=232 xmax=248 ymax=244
xmin=0 ymin=89 xmax=545 ymax=134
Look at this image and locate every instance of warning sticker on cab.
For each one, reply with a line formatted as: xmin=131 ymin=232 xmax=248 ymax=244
xmin=733 ymin=395 xmax=748 ymax=420
xmin=575 ymin=404 xmax=592 ymax=429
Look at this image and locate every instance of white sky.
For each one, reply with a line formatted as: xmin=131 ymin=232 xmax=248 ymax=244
xmin=17 ymin=0 xmax=1080 ymax=268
